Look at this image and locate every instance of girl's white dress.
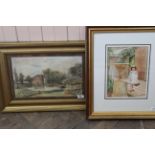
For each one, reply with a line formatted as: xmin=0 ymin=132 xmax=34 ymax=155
xmin=128 ymin=71 xmax=139 ymax=84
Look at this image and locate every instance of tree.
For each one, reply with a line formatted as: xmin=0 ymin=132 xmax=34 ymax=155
xmin=119 ymin=47 xmax=136 ymax=66
xmin=108 ymin=47 xmax=114 ymax=56
xmin=19 ymin=73 xmax=24 ymax=84
xmin=14 ymin=68 xmax=18 ymax=83
xmin=48 ymin=71 xmax=66 ymax=84
xmin=25 ymin=75 xmax=32 ymax=83
xmin=43 ymin=68 xmax=50 ymax=83
xmin=69 ymin=64 xmax=82 ymax=78
xmin=43 ymin=69 xmax=66 ymax=85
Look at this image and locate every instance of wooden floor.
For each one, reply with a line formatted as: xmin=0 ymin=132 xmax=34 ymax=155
xmin=0 ymin=111 xmax=155 ymax=129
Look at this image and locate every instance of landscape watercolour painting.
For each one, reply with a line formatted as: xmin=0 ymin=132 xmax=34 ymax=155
xmin=105 ymin=44 xmax=150 ymax=99
xmin=10 ymin=55 xmax=84 ymax=99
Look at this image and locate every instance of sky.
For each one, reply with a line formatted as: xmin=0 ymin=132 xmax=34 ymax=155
xmin=11 ymin=56 xmax=82 ymax=77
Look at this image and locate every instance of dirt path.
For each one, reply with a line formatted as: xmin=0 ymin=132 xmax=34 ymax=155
xmin=112 ymin=79 xmax=147 ymax=98
xmin=112 ymin=79 xmax=127 ymax=97
xmin=133 ymin=80 xmax=147 ymax=97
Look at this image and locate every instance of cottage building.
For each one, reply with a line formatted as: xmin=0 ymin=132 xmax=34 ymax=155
xmin=32 ymin=74 xmax=44 ymax=88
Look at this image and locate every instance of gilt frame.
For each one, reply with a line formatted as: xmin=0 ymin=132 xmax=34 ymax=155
xmin=87 ymin=26 xmax=155 ymax=119
xmin=0 ymin=41 xmax=86 ymax=112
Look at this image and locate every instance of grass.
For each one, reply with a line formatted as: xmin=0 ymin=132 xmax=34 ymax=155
xmin=15 ymin=88 xmax=74 ymax=98
xmin=33 ymin=90 xmax=73 ymax=97
xmin=15 ymin=88 xmax=38 ymax=98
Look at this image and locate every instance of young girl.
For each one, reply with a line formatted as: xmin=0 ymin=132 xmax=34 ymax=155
xmin=128 ymin=66 xmax=139 ymax=92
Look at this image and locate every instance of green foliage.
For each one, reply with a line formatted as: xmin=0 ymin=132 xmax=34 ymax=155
xmin=107 ymin=77 xmax=113 ymax=92
xmin=43 ymin=68 xmax=51 ymax=83
xmin=43 ymin=69 xmax=66 ymax=84
xmin=19 ymin=73 xmax=24 ymax=84
xmin=108 ymin=47 xmax=114 ymax=55
xmin=25 ymin=75 xmax=32 ymax=82
xmin=69 ymin=63 xmax=82 ymax=78
xmin=119 ymin=47 xmax=136 ymax=66
xmin=107 ymin=47 xmax=114 ymax=63
xmin=14 ymin=68 xmax=18 ymax=82
xmin=15 ymin=88 xmax=38 ymax=98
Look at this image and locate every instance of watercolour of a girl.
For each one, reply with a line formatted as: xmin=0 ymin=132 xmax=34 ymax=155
xmin=128 ymin=66 xmax=139 ymax=92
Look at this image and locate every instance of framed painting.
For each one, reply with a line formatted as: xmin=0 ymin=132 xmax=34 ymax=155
xmin=0 ymin=41 xmax=86 ymax=112
xmin=87 ymin=26 xmax=155 ymax=119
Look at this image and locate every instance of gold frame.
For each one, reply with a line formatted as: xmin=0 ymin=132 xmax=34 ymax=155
xmin=0 ymin=41 xmax=86 ymax=112
xmin=87 ymin=26 xmax=155 ymax=119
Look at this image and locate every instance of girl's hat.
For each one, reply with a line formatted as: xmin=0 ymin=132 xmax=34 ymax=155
xmin=130 ymin=66 xmax=137 ymax=69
